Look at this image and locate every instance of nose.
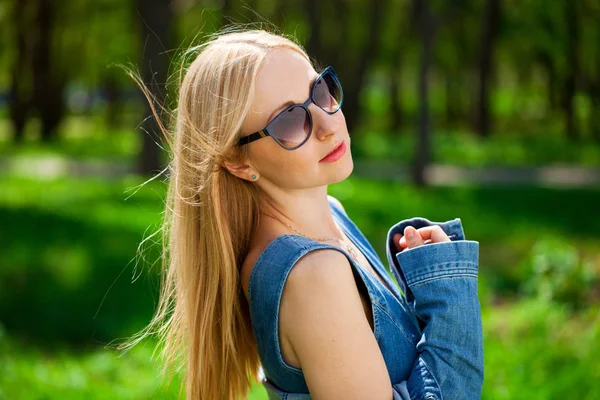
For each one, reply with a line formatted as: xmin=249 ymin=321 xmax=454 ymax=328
xmin=310 ymin=102 xmax=343 ymax=141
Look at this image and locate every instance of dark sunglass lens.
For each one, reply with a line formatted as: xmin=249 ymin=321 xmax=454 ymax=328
xmin=314 ymin=71 xmax=342 ymax=112
xmin=271 ymin=106 xmax=310 ymax=148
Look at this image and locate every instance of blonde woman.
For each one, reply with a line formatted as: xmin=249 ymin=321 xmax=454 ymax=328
xmin=122 ymin=27 xmax=484 ymax=400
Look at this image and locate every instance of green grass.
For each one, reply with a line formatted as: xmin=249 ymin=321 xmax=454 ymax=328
xmin=0 ymin=173 xmax=599 ymax=398
xmin=0 ymin=334 xmax=184 ymax=400
xmin=2 ymin=299 xmax=599 ymax=399
xmin=0 ymin=117 xmax=140 ymax=162
xmin=0 ymin=332 xmax=269 ymax=400
xmin=481 ymin=297 xmax=600 ymax=399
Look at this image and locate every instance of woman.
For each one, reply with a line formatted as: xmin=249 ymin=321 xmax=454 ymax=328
xmin=121 ymin=27 xmax=484 ymax=399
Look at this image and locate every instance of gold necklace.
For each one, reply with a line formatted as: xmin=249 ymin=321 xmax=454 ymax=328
xmin=260 ymin=212 xmax=360 ymax=262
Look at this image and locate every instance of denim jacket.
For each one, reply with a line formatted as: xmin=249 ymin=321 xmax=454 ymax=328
xmin=248 ymin=195 xmax=484 ymax=399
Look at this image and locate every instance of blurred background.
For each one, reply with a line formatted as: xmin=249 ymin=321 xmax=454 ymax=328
xmin=0 ymin=0 xmax=599 ymax=399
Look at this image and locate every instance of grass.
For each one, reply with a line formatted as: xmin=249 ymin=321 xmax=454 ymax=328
xmin=481 ymin=297 xmax=600 ymax=399
xmin=0 ymin=117 xmax=140 ymax=163
xmin=0 ymin=172 xmax=599 ymax=399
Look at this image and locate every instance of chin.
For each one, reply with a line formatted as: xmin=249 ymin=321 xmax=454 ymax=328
xmin=327 ymin=155 xmax=354 ymax=184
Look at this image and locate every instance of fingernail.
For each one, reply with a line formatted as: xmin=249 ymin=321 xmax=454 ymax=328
xmin=406 ymin=227 xmax=415 ymax=238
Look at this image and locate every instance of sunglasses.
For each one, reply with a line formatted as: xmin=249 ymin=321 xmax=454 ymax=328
xmin=236 ymin=66 xmax=344 ymax=150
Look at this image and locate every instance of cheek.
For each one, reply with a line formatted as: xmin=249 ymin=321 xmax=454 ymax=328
xmin=278 ymin=153 xmax=315 ymax=180
xmin=258 ymin=149 xmax=320 ymax=186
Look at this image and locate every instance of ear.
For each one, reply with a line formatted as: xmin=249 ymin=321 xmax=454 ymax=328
xmin=222 ymin=160 xmax=255 ymax=181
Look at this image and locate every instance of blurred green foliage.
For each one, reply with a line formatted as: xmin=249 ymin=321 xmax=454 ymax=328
xmin=520 ymin=238 xmax=598 ymax=310
xmin=481 ymin=297 xmax=600 ymax=399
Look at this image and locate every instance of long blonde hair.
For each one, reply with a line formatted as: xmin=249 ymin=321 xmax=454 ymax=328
xmin=116 ymin=26 xmax=314 ymax=399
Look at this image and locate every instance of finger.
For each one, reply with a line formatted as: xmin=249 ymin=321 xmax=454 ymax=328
xmin=398 ymin=232 xmax=418 ymax=248
xmin=414 ymin=225 xmax=451 ymax=243
xmin=393 ymin=232 xmax=404 ymax=252
xmin=403 ymin=225 xmax=424 ymax=248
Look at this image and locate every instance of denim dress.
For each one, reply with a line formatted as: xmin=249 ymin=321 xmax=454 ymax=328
xmin=247 ymin=195 xmax=484 ymax=399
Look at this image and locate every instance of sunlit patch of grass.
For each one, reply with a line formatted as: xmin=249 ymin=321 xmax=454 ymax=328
xmin=482 ymin=298 xmax=600 ymax=399
xmin=0 ymin=332 xmax=269 ymax=400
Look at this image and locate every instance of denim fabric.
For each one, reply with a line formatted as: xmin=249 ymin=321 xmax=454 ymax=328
xmin=247 ymin=196 xmax=484 ymax=399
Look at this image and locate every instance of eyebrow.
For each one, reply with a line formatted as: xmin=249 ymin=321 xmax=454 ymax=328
xmin=266 ymin=72 xmax=321 ymax=122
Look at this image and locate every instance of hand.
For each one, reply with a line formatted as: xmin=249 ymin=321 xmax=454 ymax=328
xmin=393 ymin=225 xmax=451 ymax=252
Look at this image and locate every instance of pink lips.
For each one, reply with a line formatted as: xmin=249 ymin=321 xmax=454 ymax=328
xmin=320 ymin=141 xmax=346 ymax=163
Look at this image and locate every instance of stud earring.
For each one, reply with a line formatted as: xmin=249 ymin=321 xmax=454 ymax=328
xmin=251 ymin=174 xmax=257 ymax=180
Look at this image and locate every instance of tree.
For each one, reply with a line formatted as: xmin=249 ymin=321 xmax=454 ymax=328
xmin=474 ymin=0 xmax=501 ymax=137
xmin=309 ymin=0 xmax=386 ymax=136
xmin=135 ymin=0 xmax=173 ymax=176
xmin=562 ymin=0 xmax=580 ymax=141
xmin=31 ymin=0 xmax=66 ymax=142
xmin=8 ymin=0 xmax=29 ymax=143
xmin=8 ymin=0 xmax=66 ymax=143
xmin=412 ymin=0 xmax=438 ymax=186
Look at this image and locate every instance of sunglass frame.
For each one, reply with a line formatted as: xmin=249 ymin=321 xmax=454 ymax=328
xmin=236 ymin=66 xmax=343 ymax=150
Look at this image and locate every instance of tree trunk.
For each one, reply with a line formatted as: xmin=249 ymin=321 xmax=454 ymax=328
xmin=339 ymin=0 xmax=386 ymax=134
xmin=329 ymin=0 xmax=349 ymax=70
xmin=389 ymin=27 xmax=405 ymax=133
xmin=8 ymin=0 xmax=29 ymax=143
xmin=412 ymin=0 xmax=436 ymax=186
xmin=537 ymin=52 xmax=558 ymax=112
xmin=588 ymin=82 xmax=600 ymax=142
xmin=562 ymin=1 xmax=579 ymax=141
xmin=103 ymin=73 xmax=122 ymax=129
xmin=474 ymin=0 xmax=500 ymax=138
xmin=135 ymin=0 xmax=173 ymax=176
xmin=445 ymin=74 xmax=462 ymax=127
xmin=306 ymin=0 xmax=321 ymax=62
xmin=390 ymin=64 xmax=403 ymax=133
xmin=30 ymin=0 xmax=65 ymax=142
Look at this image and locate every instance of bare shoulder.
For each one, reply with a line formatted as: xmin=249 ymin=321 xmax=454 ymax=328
xmin=284 ymin=247 xmax=350 ymax=290
xmin=279 ymin=248 xmax=392 ymax=399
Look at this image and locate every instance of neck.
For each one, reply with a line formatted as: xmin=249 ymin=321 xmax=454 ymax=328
xmin=257 ymin=186 xmax=344 ymax=241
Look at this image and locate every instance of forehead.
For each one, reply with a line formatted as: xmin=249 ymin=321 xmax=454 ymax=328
xmin=243 ymin=49 xmax=317 ymax=133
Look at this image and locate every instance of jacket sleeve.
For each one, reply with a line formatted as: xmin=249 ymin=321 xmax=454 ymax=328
xmin=385 ymin=217 xmax=484 ymax=400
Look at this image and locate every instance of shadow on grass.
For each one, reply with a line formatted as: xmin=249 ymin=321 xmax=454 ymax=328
xmin=0 ymin=194 xmax=163 ymax=348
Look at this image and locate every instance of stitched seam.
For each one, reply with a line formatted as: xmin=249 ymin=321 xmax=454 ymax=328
xmin=248 ymin=234 xmax=298 ymax=310
xmin=402 ymin=261 xmax=478 ymax=268
xmin=272 ymin=241 xmax=375 ymax=377
xmin=372 ymin=292 xmax=382 ymax=342
xmin=312 ymin=244 xmax=385 ymax=344
xmin=273 ymin=244 xmax=316 ymax=377
xmin=294 ymin=239 xmax=386 ymax=345
xmin=396 ymin=242 xmax=478 ymax=258
xmin=405 ymin=265 xmax=477 ymax=283
xmin=372 ymin=300 xmax=419 ymax=346
xmin=420 ymin=356 xmax=444 ymax=400
xmin=328 ymin=246 xmax=383 ymax=342
xmin=407 ymin=268 xmax=478 ymax=283
xmin=409 ymin=273 xmax=479 ymax=287
xmin=335 ymin=214 xmax=405 ymax=305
